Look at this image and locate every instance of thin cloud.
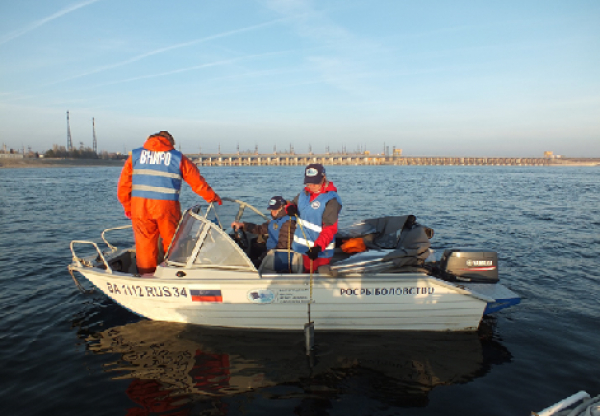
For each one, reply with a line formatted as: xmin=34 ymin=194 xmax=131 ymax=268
xmin=262 ymin=0 xmax=387 ymax=96
xmin=98 ymin=58 xmax=243 ymax=86
xmin=0 ymin=0 xmax=102 ymax=45
xmin=85 ymin=50 xmax=290 ymax=87
xmin=49 ymin=18 xmax=288 ymax=86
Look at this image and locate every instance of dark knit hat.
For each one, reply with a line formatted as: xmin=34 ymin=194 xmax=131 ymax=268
xmin=153 ymin=131 xmax=174 ymax=144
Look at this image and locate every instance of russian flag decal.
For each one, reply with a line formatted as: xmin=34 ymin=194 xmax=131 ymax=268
xmin=191 ymin=289 xmax=223 ymax=303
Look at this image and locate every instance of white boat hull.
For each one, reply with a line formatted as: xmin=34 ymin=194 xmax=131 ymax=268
xmin=73 ymin=265 xmax=488 ymax=332
xmin=69 ymin=201 xmax=519 ymax=332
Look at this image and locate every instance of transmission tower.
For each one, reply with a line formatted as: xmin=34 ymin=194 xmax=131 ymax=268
xmin=92 ymin=118 xmax=97 ymax=153
xmin=66 ymin=111 xmax=73 ymax=150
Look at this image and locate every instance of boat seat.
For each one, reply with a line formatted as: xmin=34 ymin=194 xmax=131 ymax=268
xmin=258 ymin=249 xmax=303 ymax=275
xmin=108 ymin=250 xmax=137 ymax=274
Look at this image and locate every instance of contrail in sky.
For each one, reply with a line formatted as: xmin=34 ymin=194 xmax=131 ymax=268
xmin=95 ymin=51 xmax=289 ymax=87
xmin=0 ymin=0 xmax=102 ymax=45
xmin=54 ymin=18 xmax=287 ymax=84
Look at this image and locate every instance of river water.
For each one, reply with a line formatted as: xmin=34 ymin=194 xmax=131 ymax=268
xmin=1 ymin=165 xmax=599 ymax=416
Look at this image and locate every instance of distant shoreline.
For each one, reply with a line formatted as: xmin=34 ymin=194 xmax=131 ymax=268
xmin=0 ymin=158 xmax=126 ymax=169
xmin=1 ymin=157 xmax=598 ymax=169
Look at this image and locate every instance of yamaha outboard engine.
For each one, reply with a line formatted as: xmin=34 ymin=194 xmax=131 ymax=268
xmin=439 ymin=249 xmax=499 ymax=283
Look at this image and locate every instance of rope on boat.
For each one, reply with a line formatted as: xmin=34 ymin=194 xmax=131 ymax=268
xmin=294 ymin=214 xmax=315 ymax=354
xmin=287 ymin=217 xmax=292 ymax=273
xmin=294 ymin=214 xmax=315 ymax=306
xmin=68 ymin=266 xmax=94 ymax=294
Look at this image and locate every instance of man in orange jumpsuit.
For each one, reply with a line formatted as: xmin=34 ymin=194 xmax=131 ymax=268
xmin=118 ymin=131 xmax=221 ymax=275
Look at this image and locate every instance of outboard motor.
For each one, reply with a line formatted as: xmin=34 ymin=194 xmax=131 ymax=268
xmin=439 ymin=249 xmax=499 ymax=283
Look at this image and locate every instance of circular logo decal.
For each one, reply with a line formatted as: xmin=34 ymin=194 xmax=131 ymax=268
xmin=311 ymin=201 xmax=321 ymax=209
xmin=247 ymin=289 xmax=275 ymax=304
xmin=306 ymin=168 xmax=319 ymax=177
xmin=466 ymin=260 xmax=473 ymax=267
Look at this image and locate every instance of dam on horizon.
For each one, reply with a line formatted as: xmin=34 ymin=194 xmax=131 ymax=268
xmin=189 ymin=153 xmax=578 ymax=167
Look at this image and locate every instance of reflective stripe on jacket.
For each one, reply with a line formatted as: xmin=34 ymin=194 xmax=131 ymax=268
xmin=131 ymin=148 xmax=183 ymax=201
xmin=292 ymin=191 xmax=342 ymax=258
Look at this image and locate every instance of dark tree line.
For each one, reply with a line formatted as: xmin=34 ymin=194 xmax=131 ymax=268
xmin=44 ymin=146 xmax=98 ymax=159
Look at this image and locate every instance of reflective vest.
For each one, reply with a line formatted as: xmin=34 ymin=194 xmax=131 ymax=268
xmin=292 ymin=191 xmax=342 ymax=258
xmin=267 ymin=215 xmax=295 ymax=250
xmin=131 ymin=147 xmax=183 ymax=201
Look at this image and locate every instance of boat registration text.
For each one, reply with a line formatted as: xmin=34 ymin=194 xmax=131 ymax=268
xmin=106 ymin=283 xmax=188 ymax=298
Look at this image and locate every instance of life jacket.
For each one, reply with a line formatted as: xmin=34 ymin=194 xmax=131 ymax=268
xmin=131 ymin=147 xmax=183 ymax=201
xmin=341 ymin=238 xmax=366 ymax=253
xmin=292 ymin=190 xmax=342 ymax=258
xmin=267 ymin=215 xmax=295 ymax=250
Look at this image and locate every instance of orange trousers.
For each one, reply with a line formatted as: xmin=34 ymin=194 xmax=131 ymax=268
xmin=132 ymin=210 xmax=181 ymax=275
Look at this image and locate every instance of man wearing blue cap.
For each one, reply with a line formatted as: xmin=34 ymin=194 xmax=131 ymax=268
xmin=231 ymin=196 xmax=297 ymax=251
xmin=286 ymin=163 xmax=342 ymax=273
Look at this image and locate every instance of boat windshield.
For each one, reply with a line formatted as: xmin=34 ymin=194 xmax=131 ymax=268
xmin=166 ymin=202 xmax=258 ymax=270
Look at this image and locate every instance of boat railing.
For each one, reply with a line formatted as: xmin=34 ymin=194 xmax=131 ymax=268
xmin=70 ymin=240 xmax=113 ymax=274
xmin=221 ymin=197 xmax=269 ymax=223
xmin=100 ymin=224 xmax=133 ymax=253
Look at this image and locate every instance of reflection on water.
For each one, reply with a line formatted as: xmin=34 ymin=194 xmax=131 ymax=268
xmin=80 ymin=320 xmax=511 ymax=415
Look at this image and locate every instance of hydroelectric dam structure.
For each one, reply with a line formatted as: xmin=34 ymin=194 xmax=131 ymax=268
xmin=190 ymin=153 xmax=562 ymax=167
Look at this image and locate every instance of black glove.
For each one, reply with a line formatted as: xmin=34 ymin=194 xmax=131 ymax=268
xmin=286 ymin=204 xmax=298 ymax=216
xmin=306 ymin=245 xmax=321 ymax=260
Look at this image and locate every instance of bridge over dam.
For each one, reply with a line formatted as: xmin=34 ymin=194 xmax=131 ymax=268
xmin=190 ymin=154 xmax=561 ymax=167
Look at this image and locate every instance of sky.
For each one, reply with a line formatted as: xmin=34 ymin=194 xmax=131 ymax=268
xmin=1 ymin=0 xmax=599 ymax=157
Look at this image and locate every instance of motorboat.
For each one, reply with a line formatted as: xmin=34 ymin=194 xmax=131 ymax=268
xmin=68 ymin=198 xmax=520 ymax=332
